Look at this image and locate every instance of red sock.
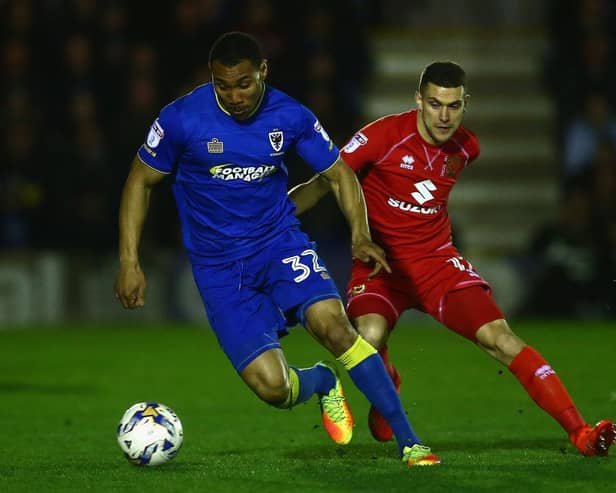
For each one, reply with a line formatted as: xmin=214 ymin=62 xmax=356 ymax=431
xmin=379 ymin=344 xmax=395 ymax=378
xmin=509 ymin=346 xmax=585 ymax=434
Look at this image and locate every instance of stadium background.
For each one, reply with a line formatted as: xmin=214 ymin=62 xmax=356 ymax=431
xmin=1 ymin=0 xmax=615 ymax=326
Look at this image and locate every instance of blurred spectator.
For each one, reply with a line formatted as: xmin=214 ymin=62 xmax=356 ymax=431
xmin=0 ymin=120 xmax=45 ymax=248
xmin=591 ymin=139 xmax=616 ymax=220
xmin=544 ymin=0 xmax=616 ymax=130
xmin=542 ymin=0 xmax=616 ymax=318
xmin=0 ymin=0 xmax=372 ymax=252
xmin=158 ymin=0 xmax=230 ymax=99
xmin=519 ymin=181 xmax=613 ymax=319
xmin=1 ymin=36 xmax=43 ymax=124
xmin=561 ymin=92 xmax=616 ymax=180
xmin=299 ymin=1 xmax=373 ymax=139
xmin=590 ymin=141 xmax=616 ymax=314
xmin=234 ymin=0 xmax=300 ymax=94
xmin=98 ymin=2 xmax=131 ymax=124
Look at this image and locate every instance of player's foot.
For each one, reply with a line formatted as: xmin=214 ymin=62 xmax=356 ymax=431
xmin=402 ymin=444 xmax=441 ymax=467
xmin=316 ymin=361 xmax=353 ymax=445
xmin=368 ymin=364 xmax=401 ymax=442
xmin=570 ymin=419 xmax=615 ymax=456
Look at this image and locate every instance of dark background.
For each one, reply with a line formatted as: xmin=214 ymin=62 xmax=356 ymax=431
xmin=2 ymin=0 xmax=615 ymax=320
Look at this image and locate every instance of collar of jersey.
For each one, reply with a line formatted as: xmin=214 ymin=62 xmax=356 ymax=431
xmin=213 ymin=83 xmax=266 ymax=120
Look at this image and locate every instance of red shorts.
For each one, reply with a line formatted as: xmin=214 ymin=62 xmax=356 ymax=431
xmin=346 ymin=245 xmax=504 ymax=341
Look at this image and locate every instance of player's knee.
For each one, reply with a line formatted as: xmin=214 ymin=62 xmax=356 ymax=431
xmin=358 ymin=323 xmax=388 ymax=350
xmin=494 ymin=331 xmax=525 ymax=359
xmin=476 ymin=319 xmax=524 ymax=359
xmin=305 ymin=302 xmax=356 ymax=355
xmin=243 ymin=366 xmax=291 ymax=406
xmin=320 ymin=316 xmax=357 ymax=355
xmin=257 ymin=376 xmax=291 ymax=407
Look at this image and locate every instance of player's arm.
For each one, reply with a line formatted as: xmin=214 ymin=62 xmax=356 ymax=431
xmin=288 ymin=172 xmax=331 ymax=216
xmin=320 ymin=156 xmax=391 ymax=276
xmin=114 ymin=155 xmax=167 ymax=309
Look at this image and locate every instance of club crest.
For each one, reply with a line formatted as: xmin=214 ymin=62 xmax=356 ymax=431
xmin=268 ymin=130 xmax=283 ymax=152
xmin=443 ymin=155 xmax=463 ymax=177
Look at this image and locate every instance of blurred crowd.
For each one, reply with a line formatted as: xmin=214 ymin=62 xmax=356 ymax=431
xmin=520 ymin=0 xmax=616 ymax=318
xmin=1 ymin=0 xmax=377 ymax=251
xmin=2 ymin=0 xmax=614 ymax=318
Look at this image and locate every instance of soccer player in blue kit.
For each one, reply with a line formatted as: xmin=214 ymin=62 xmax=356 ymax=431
xmin=114 ymin=32 xmax=440 ymax=466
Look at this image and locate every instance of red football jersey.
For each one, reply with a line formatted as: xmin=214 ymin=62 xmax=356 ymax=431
xmin=341 ymin=109 xmax=480 ymax=259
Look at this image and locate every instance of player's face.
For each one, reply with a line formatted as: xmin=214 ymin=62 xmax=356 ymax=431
xmin=415 ymin=82 xmax=469 ymax=146
xmin=211 ymin=59 xmax=267 ymax=120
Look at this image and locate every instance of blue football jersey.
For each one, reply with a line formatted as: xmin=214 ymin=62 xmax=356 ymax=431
xmin=137 ymin=83 xmax=339 ymax=265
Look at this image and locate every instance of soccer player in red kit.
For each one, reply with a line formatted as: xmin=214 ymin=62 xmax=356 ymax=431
xmin=289 ymin=61 xmax=615 ymax=457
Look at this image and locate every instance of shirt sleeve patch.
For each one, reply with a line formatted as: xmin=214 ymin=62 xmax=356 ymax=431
xmin=343 ymin=132 xmax=368 ymax=154
xmin=146 ymin=119 xmax=165 ymax=148
xmin=313 ymin=119 xmax=331 ymax=143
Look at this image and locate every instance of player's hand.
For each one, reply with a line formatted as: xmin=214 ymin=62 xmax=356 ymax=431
xmin=114 ymin=262 xmax=146 ymax=309
xmin=351 ymin=236 xmax=392 ymax=279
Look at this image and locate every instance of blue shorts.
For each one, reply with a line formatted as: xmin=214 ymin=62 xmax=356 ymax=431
xmin=192 ymin=228 xmax=341 ymax=372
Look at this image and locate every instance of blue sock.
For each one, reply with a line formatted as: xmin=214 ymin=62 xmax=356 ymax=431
xmin=289 ymin=364 xmax=335 ymax=405
xmin=340 ymin=337 xmax=422 ymax=455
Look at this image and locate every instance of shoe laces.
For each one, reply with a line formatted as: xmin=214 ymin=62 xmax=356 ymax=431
xmin=321 ymin=388 xmax=346 ymax=423
xmin=403 ymin=444 xmax=432 ymax=461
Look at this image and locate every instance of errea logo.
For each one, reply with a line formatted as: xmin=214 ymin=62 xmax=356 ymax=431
xmin=534 ymin=365 xmax=555 ymax=380
xmin=400 ymin=155 xmax=414 ymax=170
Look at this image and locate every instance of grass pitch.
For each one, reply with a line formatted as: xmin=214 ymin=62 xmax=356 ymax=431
xmin=0 ymin=320 xmax=615 ymax=492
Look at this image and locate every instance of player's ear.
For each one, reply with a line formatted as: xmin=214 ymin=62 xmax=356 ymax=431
xmin=260 ymin=60 xmax=268 ymax=81
xmin=414 ymin=90 xmax=422 ymax=111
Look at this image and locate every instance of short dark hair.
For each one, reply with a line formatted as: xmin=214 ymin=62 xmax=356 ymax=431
xmin=208 ymin=31 xmax=263 ymax=68
xmin=418 ymin=61 xmax=466 ymax=94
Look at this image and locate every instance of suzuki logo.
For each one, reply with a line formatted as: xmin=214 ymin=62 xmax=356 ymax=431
xmin=411 ymin=179 xmax=436 ymax=204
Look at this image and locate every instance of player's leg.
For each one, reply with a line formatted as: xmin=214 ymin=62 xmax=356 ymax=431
xmin=477 ymin=317 xmax=614 ymax=456
xmin=192 ymin=260 xmax=334 ymax=422
xmin=238 ymin=341 xmax=354 ymax=445
xmin=260 ymin=230 xmax=357 ymax=444
xmin=239 ymin=348 xmax=334 ymax=407
xmin=269 ymin=229 xmax=439 ymax=464
xmin=352 ymin=312 xmax=400 ymax=442
xmin=442 ymin=285 xmax=615 ymax=456
xmin=239 ymin=346 xmax=350 ymax=444
xmin=236 ymin=344 xmax=354 ymax=447
xmin=352 ymin=312 xmax=397 ymax=381
xmin=347 ymin=261 xmax=407 ymax=442
xmin=304 ymin=298 xmax=439 ymax=465
xmin=355 ymin=314 xmax=400 ymax=385
xmin=239 ymin=348 xmax=293 ymax=405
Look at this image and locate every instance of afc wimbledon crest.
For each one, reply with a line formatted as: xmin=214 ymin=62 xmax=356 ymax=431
xmin=268 ymin=130 xmax=283 ymax=152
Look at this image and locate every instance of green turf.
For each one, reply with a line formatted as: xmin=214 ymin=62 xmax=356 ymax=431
xmin=1 ymin=320 xmax=615 ymax=492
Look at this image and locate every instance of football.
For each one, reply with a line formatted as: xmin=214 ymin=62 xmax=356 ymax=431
xmin=117 ymin=402 xmax=184 ymax=466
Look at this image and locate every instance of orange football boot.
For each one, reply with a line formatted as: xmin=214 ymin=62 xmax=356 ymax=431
xmin=316 ymin=361 xmax=354 ymax=445
xmin=402 ymin=444 xmax=441 ymax=467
